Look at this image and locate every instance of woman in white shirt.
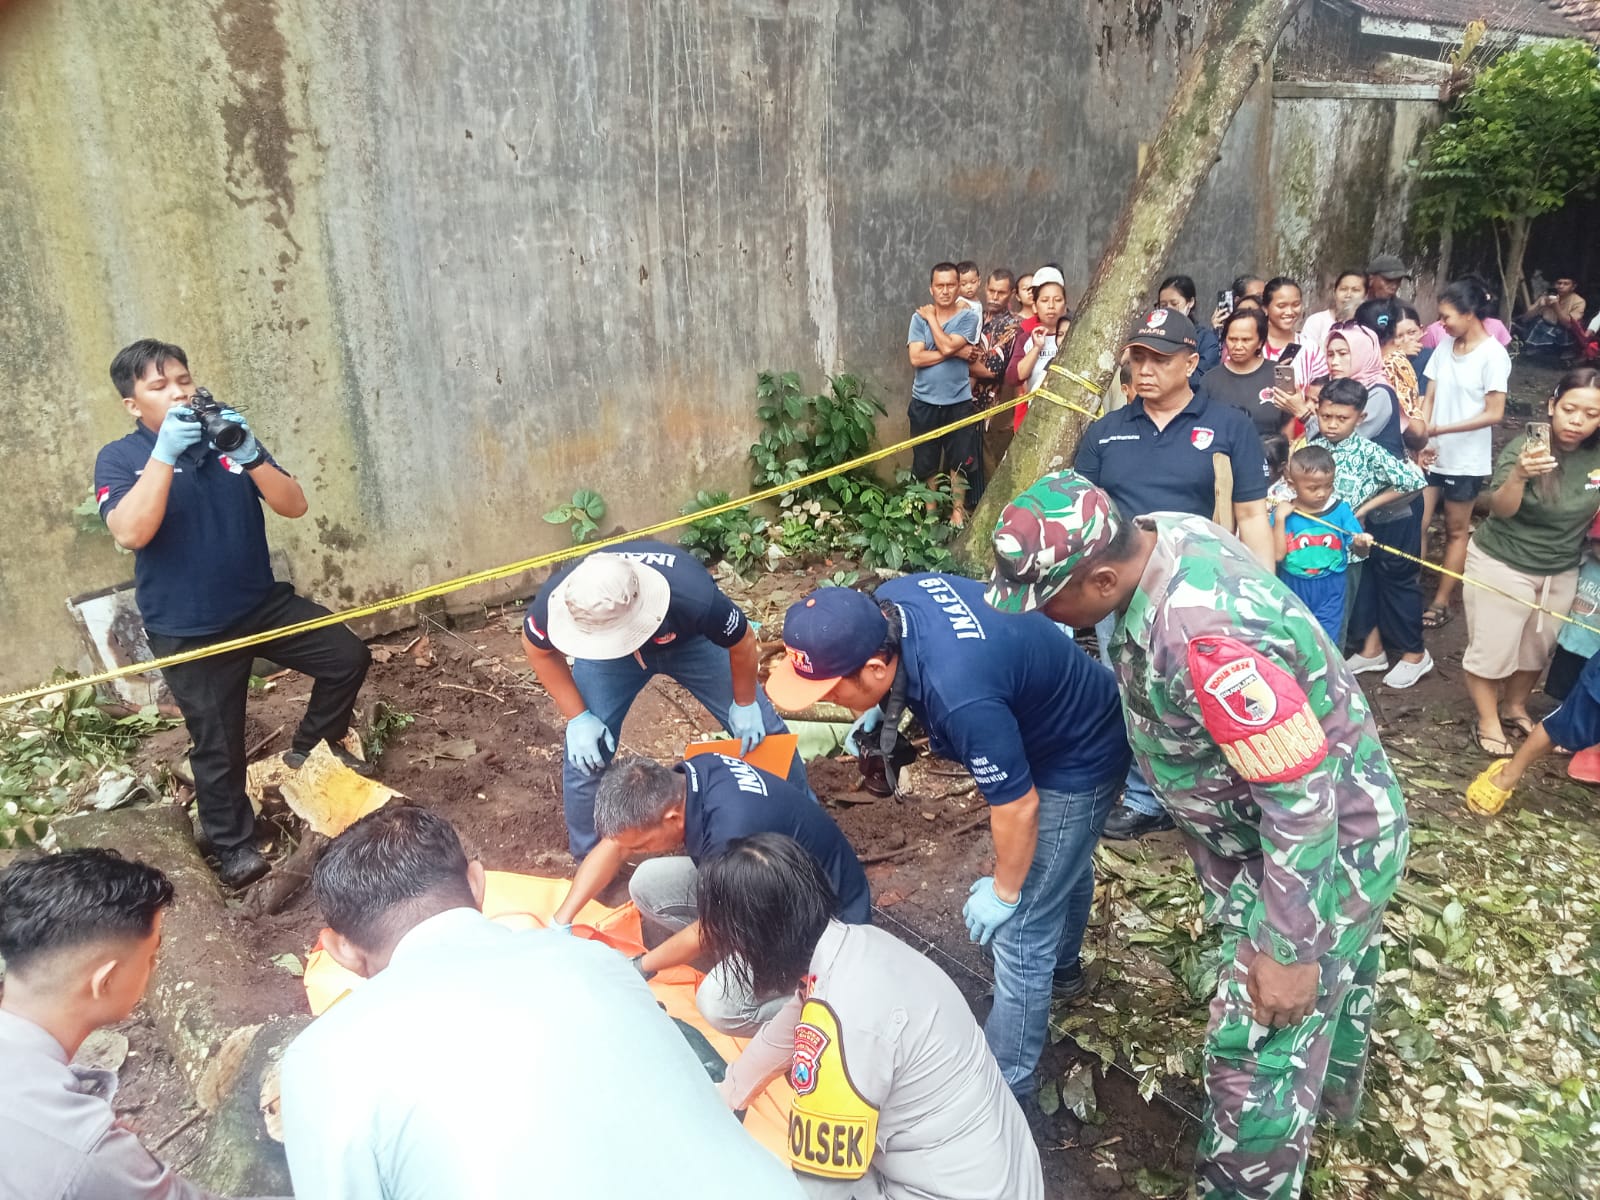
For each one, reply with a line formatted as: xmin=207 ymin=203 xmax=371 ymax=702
xmin=1421 ymin=279 xmax=1513 ymax=628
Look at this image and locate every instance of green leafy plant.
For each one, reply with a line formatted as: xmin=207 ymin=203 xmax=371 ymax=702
xmin=678 ymin=491 xmax=770 ymax=574
xmin=0 ymin=682 xmax=175 ymax=848
xmin=543 ymin=489 xmax=607 ymax=545
xmin=363 ymin=701 xmax=415 ymax=761
xmin=1415 ymin=40 xmax=1600 ymax=318
xmin=843 ymin=471 xmax=955 ymax=573
xmin=818 ymin=569 xmax=860 ymax=588
xmin=751 ymin=371 xmax=886 ymax=498
xmin=72 ymin=491 xmax=129 ymax=553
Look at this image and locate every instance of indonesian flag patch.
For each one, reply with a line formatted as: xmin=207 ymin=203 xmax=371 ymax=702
xmin=1189 ymin=636 xmax=1327 ymax=783
xmin=1190 ymin=427 xmax=1215 ymax=450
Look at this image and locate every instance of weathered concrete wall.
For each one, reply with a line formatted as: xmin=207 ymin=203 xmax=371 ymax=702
xmin=1266 ymin=94 xmax=1440 ymax=286
xmin=0 ymin=0 xmax=1265 ymax=688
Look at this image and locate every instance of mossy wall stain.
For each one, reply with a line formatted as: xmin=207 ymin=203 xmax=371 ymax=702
xmin=1 ymin=0 xmax=1275 ymax=689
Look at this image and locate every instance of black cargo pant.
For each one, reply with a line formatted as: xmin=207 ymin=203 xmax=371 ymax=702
xmin=147 ymin=584 xmax=371 ymax=852
xmin=1348 ymin=499 xmax=1425 ymax=658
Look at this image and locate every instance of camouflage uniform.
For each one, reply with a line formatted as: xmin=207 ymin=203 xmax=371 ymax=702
xmin=1110 ymin=513 xmax=1409 ymax=1200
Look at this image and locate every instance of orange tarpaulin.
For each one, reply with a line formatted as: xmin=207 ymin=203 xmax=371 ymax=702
xmin=302 ymin=870 xmax=795 ymax=1156
xmin=683 ymin=733 xmax=799 ymax=777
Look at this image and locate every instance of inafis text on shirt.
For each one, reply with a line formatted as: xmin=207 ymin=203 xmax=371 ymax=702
xmin=915 ymin=577 xmax=987 ymax=640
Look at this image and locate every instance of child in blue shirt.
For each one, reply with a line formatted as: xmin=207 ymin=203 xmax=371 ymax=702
xmin=1271 ymin=444 xmax=1372 ymax=639
xmin=1547 ymin=513 xmax=1600 ymax=700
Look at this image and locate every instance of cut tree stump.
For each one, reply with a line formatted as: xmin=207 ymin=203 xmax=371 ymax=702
xmin=55 ymin=805 xmax=303 ymax=1194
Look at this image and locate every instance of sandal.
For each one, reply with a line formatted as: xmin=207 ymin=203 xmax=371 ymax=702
xmin=1466 ymin=760 xmax=1514 ymax=816
xmin=1471 ymin=726 xmax=1515 ymax=757
xmin=1502 ymin=714 xmax=1536 ymax=739
xmin=1422 ymin=606 xmax=1452 ymax=629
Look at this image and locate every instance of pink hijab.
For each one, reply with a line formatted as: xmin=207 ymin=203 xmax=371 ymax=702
xmin=1326 ymin=325 xmax=1387 ymax=389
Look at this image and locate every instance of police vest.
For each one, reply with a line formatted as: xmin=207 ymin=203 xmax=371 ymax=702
xmin=786 ymin=999 xmax=879 ymax=1180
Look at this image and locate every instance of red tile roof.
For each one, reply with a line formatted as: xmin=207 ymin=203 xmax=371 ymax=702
xmin=1349 ymin=0 xmax=1600 ymax=39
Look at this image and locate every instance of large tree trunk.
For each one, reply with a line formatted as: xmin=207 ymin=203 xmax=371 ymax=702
xmin=958 ymin=0 xmax=1306 ymax=563
xmin=55 ymin=806 xmax=302 ymax=1195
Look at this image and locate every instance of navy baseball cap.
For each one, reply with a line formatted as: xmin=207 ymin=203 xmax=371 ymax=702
xmin=765 ymin=589 xmax=889 ymax=710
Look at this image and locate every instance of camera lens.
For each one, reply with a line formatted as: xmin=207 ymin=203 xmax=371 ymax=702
xmin=208 ymin=418 xmax=247 ymax=452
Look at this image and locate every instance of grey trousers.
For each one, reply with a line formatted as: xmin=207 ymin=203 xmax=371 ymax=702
xmin=630 ymin=856 xmax=792 ymax=1035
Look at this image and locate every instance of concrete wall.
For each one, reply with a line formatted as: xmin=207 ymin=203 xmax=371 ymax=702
xmin=0 ymin=0 xmax=1266 ymax=689
xmin=1266 ymin=94 xmax=1439 ymax=283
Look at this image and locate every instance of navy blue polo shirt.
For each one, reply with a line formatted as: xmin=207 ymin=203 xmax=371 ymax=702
xmin=1075 ymin=390 xmax=1269 ymax=520
xmin=94 ymin=423 xmax=280 ymax=637
xmin=679 ymin=753 xmax=870 ymax=924
xmin=523 ymin=539 xmax=749 ymax=655
xmin=877 ymin=574 xmax=1131 ymax=804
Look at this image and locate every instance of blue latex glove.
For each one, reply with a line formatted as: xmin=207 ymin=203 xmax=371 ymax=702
xmin=963 ymin=877 xmax=1020 ymax=946
xmin=547 ymin=922 xmax=572 ymax=935
xmin=727 ymin=701 xmax=767 ymax=755
xmin=151 ymin=406 xmax=204 ymax=466
xmin=215 ymin=407 xmax=262 ymax=465
xmin=843 ymin=706 xmax=884 ymax=757
xmin=565 ymin=710 xmax=615 ymax=774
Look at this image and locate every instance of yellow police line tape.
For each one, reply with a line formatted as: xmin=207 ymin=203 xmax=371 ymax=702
xmin=1296 ymin=503 xmax=1600 ymax=639
xmin=0 ymin=363 xmax=1104 ymax=708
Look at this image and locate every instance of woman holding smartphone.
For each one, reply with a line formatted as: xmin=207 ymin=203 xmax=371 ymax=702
xmin=1421 ymin=279 xmax=1514 ymax=628
xmin=1459 ymin=369 xmax=1600 ymax=757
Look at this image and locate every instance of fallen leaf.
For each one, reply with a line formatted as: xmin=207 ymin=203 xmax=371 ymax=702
xmin=272 ymin=952 xmax=304 ymax=977
xmin=1060 ymin=1060 xmax=1103 ymax=1125
xmin=1037 ymin=1078 xmax=1060 ymax=1116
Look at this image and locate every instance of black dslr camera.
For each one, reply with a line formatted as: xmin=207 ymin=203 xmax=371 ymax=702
xmin=188 ymin=387 xmax=248 ymax=453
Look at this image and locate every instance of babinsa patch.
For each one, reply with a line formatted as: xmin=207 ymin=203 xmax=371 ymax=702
xmin=1189 ymin=636 xmax=1327 ymax=783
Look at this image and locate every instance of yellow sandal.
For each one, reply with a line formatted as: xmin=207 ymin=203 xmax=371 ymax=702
xmin=1466 ymin=760 xmax=1513 ymax=817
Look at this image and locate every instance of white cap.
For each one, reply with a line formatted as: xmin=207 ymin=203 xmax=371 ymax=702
xmin=545 ymin=555 xmax=672 ymax=660
xmin=1031 ymin=266 xmax=1067 ymax=293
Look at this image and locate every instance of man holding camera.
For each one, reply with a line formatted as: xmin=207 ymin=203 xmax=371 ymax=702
xmin=94 ymin=339 xmax=371 ymax=888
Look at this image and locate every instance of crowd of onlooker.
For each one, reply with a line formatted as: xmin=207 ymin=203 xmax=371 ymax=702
xmin=905 ymin=254 xmax=1600 ymax=824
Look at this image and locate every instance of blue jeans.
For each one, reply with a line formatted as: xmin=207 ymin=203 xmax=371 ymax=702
xmin=1094 ymin=610 xmax=1163 ymax=817
xmin=564 ymin=636 xmax=809 ymax=857
xmin=986 ymin=776 xmax=1121 ymax=1096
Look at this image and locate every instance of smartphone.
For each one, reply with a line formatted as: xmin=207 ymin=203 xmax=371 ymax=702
xmin=1216 ymin=289 xmax=1232 ymax=312
xmin=1273 ymin=342 xmax=1301 ymax=392
xmin=1527 ymin=422 xmax=1551 ymax=454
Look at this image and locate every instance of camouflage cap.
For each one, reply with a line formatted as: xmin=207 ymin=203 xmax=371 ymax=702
xmin=985 ymin=471 xmax=1121 ymax=613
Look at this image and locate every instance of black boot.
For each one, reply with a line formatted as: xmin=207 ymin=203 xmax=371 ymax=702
xmin=214 ymin=845 xmax=270 ymax=889
xmin=284 ymin=743 xmax=374 ymax=777
xmin=1100 ymin=805 xmax=1175 ymax=840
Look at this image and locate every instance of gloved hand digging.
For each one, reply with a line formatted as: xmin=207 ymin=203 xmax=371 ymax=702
xmin=843 ymin=705 xmax=884 ymax=756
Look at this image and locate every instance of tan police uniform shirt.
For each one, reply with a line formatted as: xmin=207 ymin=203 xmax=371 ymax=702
xmin=0 ymin=1008 xmax=235 ymax=1200
xmin=723 ymin=921 xmax=1044 ymax=1200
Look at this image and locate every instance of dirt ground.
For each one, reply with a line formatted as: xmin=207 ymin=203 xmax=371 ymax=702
xmin=106 ymin=359 xmax=1586 ymax=1197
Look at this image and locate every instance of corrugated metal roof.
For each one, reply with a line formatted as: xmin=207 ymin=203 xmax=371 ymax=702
xmin=1349 ymin=0 xmax=1599 ymax=39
